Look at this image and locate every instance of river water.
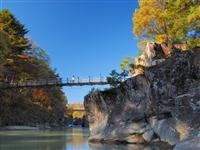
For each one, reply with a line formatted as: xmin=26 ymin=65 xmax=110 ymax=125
xmin=0 ymin=128 xmax=172 ymax=150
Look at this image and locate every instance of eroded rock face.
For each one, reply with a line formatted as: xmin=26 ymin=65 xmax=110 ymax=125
xmin=84 ymin=48 xmax=200 ymax=147
xmin=173 ymin=137 xmax=200 ymax=150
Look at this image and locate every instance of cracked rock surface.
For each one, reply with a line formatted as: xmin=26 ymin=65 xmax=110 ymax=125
xmin=84 ymin=48 xmax=200 ymax=149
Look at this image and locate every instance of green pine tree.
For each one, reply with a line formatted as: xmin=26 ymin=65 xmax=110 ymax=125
xmin=0 ymin=9 xmax=31 ymax=56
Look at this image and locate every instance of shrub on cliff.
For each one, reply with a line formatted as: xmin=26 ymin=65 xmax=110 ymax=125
xmin=107 ymin=70 xmax=128 ymax=87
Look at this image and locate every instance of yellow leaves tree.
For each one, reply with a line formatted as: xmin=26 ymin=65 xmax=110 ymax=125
xmin=66 ymin=103 xmax=85 ymax=119
xmin=133 ymin=0 xmax=200 ymax=47
xmin=134 ymin=0 xmax=168 ymax=43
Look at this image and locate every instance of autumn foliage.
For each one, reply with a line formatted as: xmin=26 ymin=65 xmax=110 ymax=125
xmin=133 ymin=0 xmax=200 ymax=47
xmin=0 ymin=9 xmax=67 ymax=127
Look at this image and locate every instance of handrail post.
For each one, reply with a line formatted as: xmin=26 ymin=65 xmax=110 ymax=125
xmin=100 ymin=74 xmax=102 ymax=82
xmin=89 ymin=76 xmax=91 ymax=82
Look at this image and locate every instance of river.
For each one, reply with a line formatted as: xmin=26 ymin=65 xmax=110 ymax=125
xmin=0 ymin=128 xmax=172 ymax=150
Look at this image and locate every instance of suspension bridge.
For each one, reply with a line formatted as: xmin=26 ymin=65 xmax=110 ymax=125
xmin=0 ymin=76 xmax=124 ymax=89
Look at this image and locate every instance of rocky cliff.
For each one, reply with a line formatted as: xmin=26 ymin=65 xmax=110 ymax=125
xmin=84 ymin=48 xmax=200 ymax=149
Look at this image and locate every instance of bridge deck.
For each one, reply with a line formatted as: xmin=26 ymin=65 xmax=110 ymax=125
xmin=0 ymin=76 xmax=123 ymax=89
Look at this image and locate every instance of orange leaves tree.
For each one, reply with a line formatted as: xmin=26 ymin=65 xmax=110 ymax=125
xmin=133 ymin=0 xmax=200 ymax=47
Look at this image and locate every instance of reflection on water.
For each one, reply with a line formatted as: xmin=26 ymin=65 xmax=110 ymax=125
xmin=0 ymin=128 xmax=172 ymax=150
xmin=0 ymin=128 xmax=89 ymax=150
xmin=65 ymin=128 xmax=89 ymax=150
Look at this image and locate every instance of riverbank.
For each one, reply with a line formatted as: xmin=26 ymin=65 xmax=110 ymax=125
xmin=0 ymin=125 xmax=48 ymax=130
xmin=0 ymin=125 xmax=89 ymax=130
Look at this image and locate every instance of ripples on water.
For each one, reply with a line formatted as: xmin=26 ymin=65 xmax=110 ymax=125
xmin=0 ymin=128 xmax=172 ymax=150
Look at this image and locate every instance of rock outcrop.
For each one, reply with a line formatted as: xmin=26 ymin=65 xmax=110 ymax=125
xmin=133 ymin=42 xmax=187 ymax=77
xmin=84 ymin=48 xmax=200 ymax=149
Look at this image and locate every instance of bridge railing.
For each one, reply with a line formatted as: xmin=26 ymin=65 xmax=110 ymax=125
xmin=65 ymin=76 xmax=108 ymax=83
xmin=0 ymin=76 xmax=112 ymax=88
xmin=0 ymin=75 xmax=130 ymax=89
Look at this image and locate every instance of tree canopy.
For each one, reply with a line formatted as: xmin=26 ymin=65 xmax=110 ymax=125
xmin=133 ymin=0 xmax=200 ymax=47
xmin=0 ymin=9 xmax=30 ymax=55
xmin=0 ymin=9 xmax=67 ymax=127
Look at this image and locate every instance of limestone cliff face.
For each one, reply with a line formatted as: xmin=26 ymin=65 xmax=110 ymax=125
xmin=84 ymin=48 xmax=200 ymax=148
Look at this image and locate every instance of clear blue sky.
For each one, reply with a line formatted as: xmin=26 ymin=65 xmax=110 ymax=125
xmin=2 ymin=0 xmax=140 ymax=104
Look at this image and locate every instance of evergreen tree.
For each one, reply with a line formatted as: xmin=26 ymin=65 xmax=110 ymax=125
xmin=0 ymin=9 xmax=30 ymax=56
